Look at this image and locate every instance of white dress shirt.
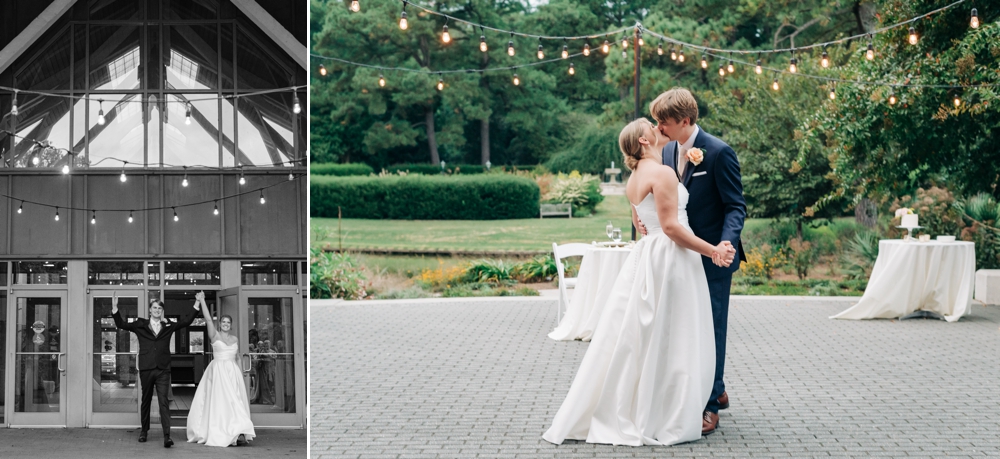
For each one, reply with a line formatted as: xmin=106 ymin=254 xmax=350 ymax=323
xmin=676 ymin=124 xmax=700 ymax=177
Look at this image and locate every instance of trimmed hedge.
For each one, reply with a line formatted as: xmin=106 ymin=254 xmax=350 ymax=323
xmin=311 ymin=163 xmax=374 ymax=176
xmin=311 ymin=174 xmax=540 ymax=220
xmin=386 ymin=163 xmax=485 ymax=175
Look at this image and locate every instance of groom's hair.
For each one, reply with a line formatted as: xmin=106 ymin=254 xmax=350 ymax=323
xmin=650 ymin=88 xmax=699 ymax=125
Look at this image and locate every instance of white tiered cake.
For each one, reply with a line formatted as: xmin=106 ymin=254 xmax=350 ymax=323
xmin=901 ymin=213 xmax=918 ymax=228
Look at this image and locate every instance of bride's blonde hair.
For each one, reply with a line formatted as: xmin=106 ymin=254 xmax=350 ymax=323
xmin=619 ymin=118 xmax=654 ymax=171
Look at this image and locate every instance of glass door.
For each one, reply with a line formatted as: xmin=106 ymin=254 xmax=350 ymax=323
xmin=88 ymin=291 xmax=144 ymax=427
xmin=9 ymin=291 xmax=68 ymax=426
xmin=241 ymin=290 xmax=301 ymax=427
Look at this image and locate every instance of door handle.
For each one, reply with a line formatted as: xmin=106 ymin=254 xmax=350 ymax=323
xmin=57 ymin=353 xmax=67 ymax=373
xmin=242 ymin=353 xmax=251 ymax=374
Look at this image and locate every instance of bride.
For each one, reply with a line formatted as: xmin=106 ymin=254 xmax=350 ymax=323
xmin=187 ymin=291 xmax=256 ymax=447
xmin=543 ymin=118 xmax=734 ymax=446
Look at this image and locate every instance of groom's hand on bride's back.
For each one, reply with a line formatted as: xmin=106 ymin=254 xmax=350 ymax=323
xmin=633 ymin=215 xmax=648 ymax=236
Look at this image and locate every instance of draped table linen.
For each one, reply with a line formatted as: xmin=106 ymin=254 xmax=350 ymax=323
xmin=831 ymin=240 xmax=975 ymax=322
xmin=549 ymin=247 xmax=632 ymax=341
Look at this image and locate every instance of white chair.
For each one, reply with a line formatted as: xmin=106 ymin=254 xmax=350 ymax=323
xmin=552 ymin=242 xmax=591 ymax=325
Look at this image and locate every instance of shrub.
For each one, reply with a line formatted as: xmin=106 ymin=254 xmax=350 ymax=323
xmin=463 ymin=259 xmax=517 ymax=284
xmin=545 ymin=124 xmax=621 ymax=175
xmin=741 ymin=244 xmax=784 ymax=279
xmin=441 ymin=283 xmax=539 ymax=297
xmin=515 ymin=255 xmax=558 ymax=283
xmin=310 ymin=174 xmax=540 ymax=220
xmin=841 ymin=231 xmax=880 ymax=280
xmin=888 ymin=186 xmax=964 ymax=238
xmin=309 ymin=249 xmax=371 ymax=300
xmin=955 ymin=193 xmax=1000 ymax=269
xmin=385 ymin=163 xmax=485 ymax=175
xmin=310 ymin=163 xmax=375 ymax=176
xmin=544 ymin=171 xmax=604 ymax=216
xmin=414 ymin=260 xmax=466 ymax=291
xmin=786 ymin=237 xmax=816 ymax=280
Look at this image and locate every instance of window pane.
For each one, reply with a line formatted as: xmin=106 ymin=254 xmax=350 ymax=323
xmin=0 ymin=293 xmax=5 ymax=422
xmin=73 ymin=24 xmax=86 ymax=91
xmin=167 ymin=25 xmax=218 ymax=91
xmin=222 ymin=95 xmax=235 ymax=167
xmin=10 ymin=95 xmax=78 ymax=170
xmin=164 ymin=261 xmax=220 ymax=286
xmin=237 ymin=94 xmax=295 ymax=166
xmin=13 ymin=262 xmax=68 ymax=285
xmin=220 ymin=23 xmax=234 ymax=91
xmin=86 ymin=94 xmax=145 ymax=167
xmin=88 ymin=262 xmax=145 ymax=285
xmin=89 ymin=0 xmax=141 ymax=21
xmin=15 ymin=26 xmax=71 ymax=92
xmin=241 ymin=261 xmax=297 ymax=285
xmin=147 ymin=262 xmax=161 ymax=286
xmin=247 ymin=297 xmax=294 ymax=413
xmin=236 ymin=23 xmax=295 ymax=90
xmin=163 ymin=95 xmax=220 ymax=167
xmin=0 ymin=262 xmax=7 ymax=287
xmin=89 ymin=26 xmax=142 ymax=92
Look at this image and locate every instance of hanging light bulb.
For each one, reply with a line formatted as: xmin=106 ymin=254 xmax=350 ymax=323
xmin=537 ymin=41 xmax=545 ymax=60
xmin=678 ymin=50 xmax=685 ymax=62
xmin=670 ymin=47 xmax=677 ymax=61
xmin=602 ymin=39 xmax=610 ymax=54
xmin=32 ymin=156 xmax=40 ymax=166
xmin=700 ymin=55 xmax=708 ymax=69
xmin=621 ymin=34 xmax=628 ymax=49
xmin=507 ymin=33 xmax=516 ymax=56
xmin=829 ymin=86 xmax=836 ymax=100
xmin=184 ymin=102 xmax=191 ymax=125
xmin=292 ymin=93 xmax=301 ymax=114
xmin=17 ymin=201 xmax=23 ymax=214
xmin=62 ymin=164 xmax=70 ymax=174
xmin=91 ymin=211 xmax=97 ymax=225
xmin=441 ymin=25 xmax=451 ymax=44
xmin=971 ymin=8 xmax=979 ymax=29
xmin=239 ymin=170 xmax=246 ymax=185
xmin=568 ymin=63 xmax=575 ymax=75
xmin=54 ymin=207 xmax=60 ymax=221
xmin=289 ymin=172 xmax=295 ymax=181
xmin=436 ymin=78 xmax=444 ymax=91
xmin=866 ymin=38 xmax=875 ymax=60
xmin=772 ymin=76 xmax=780 ymax=91
xmin=727 ymin=60 xmax=735 ymax=74
xmin=97 ymin=99 xmax=106 ymax=125
xmin=399 ymin=7 xmax=408 ymax=30
xmin=10 ymin=92 xmax=18 ymax=117
xmin=583 ymin=43 xmax=590 ymax=56
xmin=562 ymin=44 xmax=569 ymax=59
xmin=128 ymin=211 xmax=134 ymax=223
xmin=954 ymin=95 xmax=962 ymax=107
xmin=908 ymin=26 xmax=918 ymax=45
xmin=378 ymin=73 xmax=386 ymax=87
xmin=755 ymin=57 xmax=762 ymax=74
xmin=821 ymin=50 xmax=830 ymax=68
xmin=120 ymin=163 xmax=127 ymax=182
xmin=789 ymin=56 xmax=797 ymax=73
xmin=480 ymin=34 xmax=488 ymax=52
xmin=888 ymin=92 xmax=897 ymax=105
xmin=213 ymin=201 xmax=220 ymax=216
xmin=173 ymin=207 xmax=179 ymax=222
xmin=718 ymin=64 xmax=725 ymax=77
xmin=260 ymin=190 xmax=266 ymax=205
xmin=657 ymin=43 xmax=664 ymax=56
xmin=319 ymin=64 xmax=327 ymax=77
xmin=638 ymin=35 xmax=644 ymax=47
xmin=350 ymin=0 xmax=360 ymax=12
xmin=182 ymin=171 xmax=189 ymax=187
xmin=512 ymin=73 xmax=520 ymax=86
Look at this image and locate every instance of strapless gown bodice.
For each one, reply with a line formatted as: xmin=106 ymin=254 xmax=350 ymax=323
xmin=632 ymin=183 xmax=690 ymax=235
xmin=211 ymin=341 xmax=239 ymax=361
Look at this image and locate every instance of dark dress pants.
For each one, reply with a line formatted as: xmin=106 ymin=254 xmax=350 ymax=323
xmin=704 ymin=272 xmax=732 ymax=414
xmin=139 ymin=368 xmax=171 ymax=434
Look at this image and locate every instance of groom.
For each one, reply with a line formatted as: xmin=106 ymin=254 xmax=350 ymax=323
xmin=635 ymin=87 xmax=747 ymax=435
xmin=112 ymin=293 xmax=199 ymax=447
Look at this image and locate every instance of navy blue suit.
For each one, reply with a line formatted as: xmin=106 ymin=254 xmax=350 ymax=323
xmin=661 ymin=127 xmax=747 ymax=414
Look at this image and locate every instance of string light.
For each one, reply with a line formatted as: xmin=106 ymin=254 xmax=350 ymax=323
xmin=583 ymin=43 xmax=590 ymax=56
xmin=954 ymin=95 xmax=961 ymax=107
xmin=350 ymin=0 xmax=359 ymax=12
xmin=970 ymin=8 xmax=979 ymax=29
xmin=657 ymin=43 xmax=664 ymax=56
xmin=755 ymin=54 xmax=762 ymax=74
xmin=621 ymin=32 xmax=628 ymax=49
xmin=10 ymin=91 xmax=17 ymax=117
xmin=562 ymin=44 xmax=569 ymax=59
xmin=772 ymin=74 xmax=780 ymax=91
xmin=789 ymin=54 xmax=798 ymax=73
xmin=512 ymin=73 xmax=520 ymax=86
xmin=888 ymin=91 xmax=897 ymax=105
xmin=866 ymin=36 xmax=875 ymax=60
xmin=701 ymin=55 xmax=708 ymax=69
xmin=821 ymin=50 xmax=829 ymax=68
xmin=378 ymin=73 xmax=386 ymax=87
xmin=289 ymin=172 xmax=295 ymax=181
xmin=319 ymin=64 xmax=327 ymax=76
xmin=602 ymin=39 xmax=610 ymax=54
xmin=91 ymin=211 xmax=96 ymax=225
xmin=260 ymin=190 xmax=266 ymax=204
xmin=678 ymin=50 xmax=685 ymax=62
xmin=508 ymin=33 xmax=516 ymax=56
xmin=32 ymin=156 xmax=39 ymax=166
xmin=213 ymin=201 xmax=219 ymax=216
xmin=436 ymin=77 xmax=444 ymax=91
xmin=638 ymin=35 xmax=644 ymax=47
xmin=727 ymin=57 xmax=735 ymax=74
xmin=718 ymin=64 xmax=725 ymax=76
xmin=441 ymin=25 xmax=451 ymax=44
xmin=173 ymin=207 xmax=179 ymax=222
xmin=128 ymin=211 xmax=134 ymax=223
xmin=97 ymin=100 xmax=106 ymax=125
xmin=480 ymin=28 xmax=488 ymax=52
xmin=239 ymin=168 xmax=246 ymax=185
xmin=18 ymin=201 xmax=23 ymax=214
xmin=185 ymin=103 xmax=191 ymax=125
xmin=399 ymin=2 xmax=408 ymax=30
xmin=908 ymin=26 xmax=918 ymax=45
xmin=61 ymin=164 xmax=70 ymax=174
xmin=120 ymin=162 xmax=127 ymax=182
xmin=568 ymin=63 xmax=575 ymax=75
xmin=182 ymin=168 xmax=189 ymax=187
xmin=537 ymin=39 xmax=545 ymax=60
xmin=54 ymin=207 xmax=59 ymax=221
xmin=670 ymin=47 xmax=677 ymax=60
xmin=292 ymin=93 xmax=301 ymax=114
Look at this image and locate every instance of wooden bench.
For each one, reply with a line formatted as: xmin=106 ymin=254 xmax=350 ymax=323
xmin=540 ymin=203 xmax=572 ymax=219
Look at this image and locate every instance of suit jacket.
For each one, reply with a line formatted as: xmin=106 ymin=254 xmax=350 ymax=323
xmin=112 ymin=308 xmax=197 ymax=371
xmin=662 ymin=128 xmax=748 ymax=279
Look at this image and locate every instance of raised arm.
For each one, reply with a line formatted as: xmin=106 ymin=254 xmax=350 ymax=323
xmin=199 ymin=293 xmax=219 ymax=343
xmin=110 ymin=291 xmax=138 ymax=332
xmin=652 ymin=167 xmax=734 ymax=266
xmin=715 ymin=146 xmax=747 ymax=246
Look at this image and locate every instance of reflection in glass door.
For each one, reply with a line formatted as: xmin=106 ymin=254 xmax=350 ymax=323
xmin=89 ymin=292 xmax=143 ymax=426
xmin=1 ymin=291 xmax=6 ymax=425
xmin=10 ymin=292 xmax=67 ymax=426
xmin=244 ymin=294 xmax=298 ymax=425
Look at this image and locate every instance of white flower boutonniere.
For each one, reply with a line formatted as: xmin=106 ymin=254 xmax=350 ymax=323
xmin=686 ymin=147 xmax=704 ymax=166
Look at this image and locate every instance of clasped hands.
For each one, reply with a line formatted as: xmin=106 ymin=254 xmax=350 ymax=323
xmin=712 ymin=241 xmax=736 ymax=268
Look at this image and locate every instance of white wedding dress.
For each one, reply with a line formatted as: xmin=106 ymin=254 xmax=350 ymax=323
xmin=186 ymin=339 xmax=257 ymax=447
xmin=543 ymin=184 xmax=716 ymax=446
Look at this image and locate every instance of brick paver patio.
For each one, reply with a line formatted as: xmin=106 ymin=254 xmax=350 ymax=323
xmin=310 ymin=296 xmax=1000 ymax=458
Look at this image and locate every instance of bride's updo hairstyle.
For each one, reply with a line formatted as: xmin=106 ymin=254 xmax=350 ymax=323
xmin=619 ymin=118 xmax=653 ymax=171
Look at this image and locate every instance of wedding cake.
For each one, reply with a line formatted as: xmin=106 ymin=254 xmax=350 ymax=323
xmin=901 ymin=213 xmax=918 ymax=228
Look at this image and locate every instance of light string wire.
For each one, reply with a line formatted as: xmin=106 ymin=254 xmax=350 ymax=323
xmin=395 ymin=1 xmax=635 ymax=40
xmin=0 ymin=84 xmax=308 ymax=103
xmin=2 ymin=172 xmax=305 ymax=215
xmin=311 ymin=51 xmax=588 ymax=74
xmin=641 ymin=28 xmax=1000 ymax=90
xmin=640 ymin=0 xmax=968 ymax=55
xmin=0 ymin=129 xmax=307 ymax=169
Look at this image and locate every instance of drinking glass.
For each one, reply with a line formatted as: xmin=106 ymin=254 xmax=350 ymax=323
xmin=606 ymin=222 xmax=614 ymax=240
xmin=612 ymin=228 xmax=622 ymax=242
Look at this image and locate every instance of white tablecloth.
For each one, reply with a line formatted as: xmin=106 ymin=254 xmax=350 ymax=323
xmin=832 ymin=240 xmax=975 ymax=322
xmin=549 ymin=247 xmax=632 ymax=341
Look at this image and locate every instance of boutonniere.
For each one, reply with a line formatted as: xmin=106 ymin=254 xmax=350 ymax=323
xmin=686 ymin=148 xmax=704 ymax=166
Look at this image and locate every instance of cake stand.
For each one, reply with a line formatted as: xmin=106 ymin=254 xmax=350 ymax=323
xmin=896 ymin=225 xmax=923 ymax=240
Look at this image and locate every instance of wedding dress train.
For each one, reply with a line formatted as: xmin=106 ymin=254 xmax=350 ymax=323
xmin=543 ymin=184 xmax=716 ymax=446
xmin=186 ymin=339 xmax=257 ymax=447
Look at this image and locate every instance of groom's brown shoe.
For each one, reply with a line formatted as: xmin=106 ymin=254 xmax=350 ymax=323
xmin=718 ymin=391 xmax=729 ymax=410
xmin=702 ymin=411 xmax=719 ymax=435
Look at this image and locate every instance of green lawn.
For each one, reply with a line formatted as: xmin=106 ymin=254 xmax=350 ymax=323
xmin=312 ymin=195 xmax=776 ymax=253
